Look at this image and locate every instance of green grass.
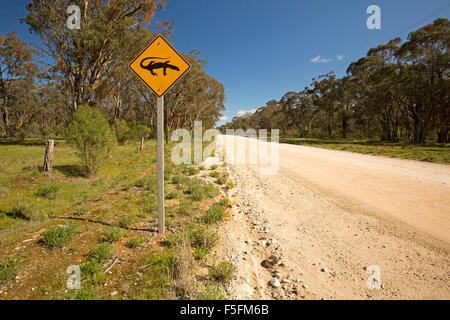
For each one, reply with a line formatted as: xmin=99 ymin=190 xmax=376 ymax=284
xmin=35 ymin=183 xmax=60 ymax=199
xmin=204 ymin=203 xmax=226 ymax=224
xmin=197 ymin=283 xmax=226 ymax=300
xmin=0 ymin=139 xmax=229 ymax=300
xmin=187 ymin=224 xmax=219 ymax=260
xmin=215 ymin=177 xmax=227 ymax=185
xmin=126 ymin=235 xmax=146 ymax=249
xmin=165 ymin=190 xmax=181 ymax=200
xmin=180 ymin=177 xmax=219 ymax=201
xmin=134 ymin=175 xmax=157 ymax=192
xmin=209 ymin=261 xmax=236 ymax=282
xmin=132 ymin=250 xmax=181 ymax=299
xmin=99 ymin=227 xmax=127 ymax=243
xmin=40 ymin=224 xmax=79 ymax=249
xmin=118 ymin=215 xmax=133 ymax=228
xmin=182 ymin=166 xmax=200 ymax=176
xmin=176 ymin=200 xmax=193 ymax=215
xmin=80 ymin=243 xmax=113 ymax=277
xmin=280 ymin=138 xmax=450 ymax=164
xmin=0 ymin=256 xmax=22 ymax=284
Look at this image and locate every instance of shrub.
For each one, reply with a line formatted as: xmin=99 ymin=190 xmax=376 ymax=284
xmin=41 ymin=224 xmax=79 ymax=249
xmin=114 ymin=120 xmax=151 ymax=145
xmin=65 ymin=105 xmax=117 ymax=175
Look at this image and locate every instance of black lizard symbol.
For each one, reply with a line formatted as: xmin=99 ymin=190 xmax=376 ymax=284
xmin=140 ymin=57 xmax=180 ymax=76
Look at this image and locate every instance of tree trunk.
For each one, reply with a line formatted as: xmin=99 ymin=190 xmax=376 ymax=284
xmin=140 ymin=137 xmax=144 ymax=151
xmin=43 ymin=139 xmax=54 ymax=173
xmin=437 ymin=127 xmax=449 ymax=143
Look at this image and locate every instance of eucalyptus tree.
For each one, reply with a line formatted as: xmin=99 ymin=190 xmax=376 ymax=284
xmin=24 ymin=0 xmax=166 ymax=112
xmin=0 ymin=32 xmax=38 ymax=136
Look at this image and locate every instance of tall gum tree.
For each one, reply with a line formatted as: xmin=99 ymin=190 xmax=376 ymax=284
xmin=24 ymin=0 xmax=166 ymax=112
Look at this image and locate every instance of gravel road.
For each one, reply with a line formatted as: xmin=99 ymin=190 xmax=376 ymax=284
xmin=218 ymin=135 xmax=450 ymax=299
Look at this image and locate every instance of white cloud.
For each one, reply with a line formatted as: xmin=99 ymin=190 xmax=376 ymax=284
xmin=219 ymin=115 xmax=228 ymax=121
xmin=237 ymin=109 xmax=257 ymax=117
xmin=337 ymin=54 xmax=344 ymax=60
xmin=310 ymin=55 xmax=332 ymax=64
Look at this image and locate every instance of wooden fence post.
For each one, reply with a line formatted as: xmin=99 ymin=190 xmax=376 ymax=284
xmin=140 ymin=137 xmax=145 ymax=151
xmin=43 ymin=139 xmax=54 ymax=173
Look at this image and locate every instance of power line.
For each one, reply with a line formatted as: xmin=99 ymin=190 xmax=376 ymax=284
xmin=332 ymin=4 xmax=450 ymax=73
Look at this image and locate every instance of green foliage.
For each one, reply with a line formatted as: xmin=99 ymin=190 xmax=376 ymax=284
xmin=118 ymin=215 xmax=133 ymax=229
xmin=204 ymin=203 xmax=226 ymax=224
xmin=81 ymin=243 xmax=113 ymax=277
xmin=176 ymin=200 xmax=193 ymax=215
xmin=140 ymin=192 xmax=157 ymax=213
xmin=0 ymin=256 xmax=22 ymax=284
xmin=135 ymin=250 xmax=181 ymax=299
xmin=171 ymin=175 xmax=182 ymax=185
xmin=135 ymin=175 xmax=157 ymax=193
xmin=114 ymin=120 xmax=151 ymax=145
xmin=165 ymin=190 xmax=181 ymax=200
xmin=40 ymin=224 xmax=79 ymax=249
xmin=36 ymin=183 xmax=60 ymax=199
xmin=65 ymin=105 xmax=117 ymax=175
xmin=165 ymin=232 xmax=185 ymax=248
xmin=181 ymin=178 xmax=219 ymax=201
xmin=215 ymin=177 xmax=227 ymax=185
xmin=88 ymin=243 xmax=113 ymax=262
xmin=187 ymin=224 xmax=218 ymax=260
xmin=73 ymin=207 xmax=88 ymax=216
xmin=197 ymin=283 xmax=226 ymax=300
xmin=99 ymin=227 xmax=127 ymax=243
xmin=209 ymin=261 xmax=236 ymax=282
xmin=126 ymin=236 xmax=146 ymax=249
xmin=182 ymin=166 xmax=199 ymax=176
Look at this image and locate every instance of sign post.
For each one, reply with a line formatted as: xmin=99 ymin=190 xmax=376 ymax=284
xmin=156 ymin=95 xmax=165 ymax=233
xmin=128 ymin=35 xmax=191 ymax=233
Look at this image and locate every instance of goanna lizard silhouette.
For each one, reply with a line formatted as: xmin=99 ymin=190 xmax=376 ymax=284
xmin=140 ymin=57 xmax=180 ymax=76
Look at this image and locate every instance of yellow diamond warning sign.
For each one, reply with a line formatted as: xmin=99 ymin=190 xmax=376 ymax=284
xmin=128 ymin=35 xmax=191 ymax=97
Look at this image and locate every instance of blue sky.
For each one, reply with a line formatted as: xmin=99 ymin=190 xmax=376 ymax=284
xmin=1 ymin=0 xmax=449 ymax=124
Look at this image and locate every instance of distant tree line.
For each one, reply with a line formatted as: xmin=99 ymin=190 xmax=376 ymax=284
xmin=220 ymin=18 xmax=449 ymax=144
xmin=0 ymin=0 xmax=225 ymax=141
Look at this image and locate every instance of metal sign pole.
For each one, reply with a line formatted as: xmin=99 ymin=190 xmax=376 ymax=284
xmin=157 ymin=95 xmax=165 ymax=233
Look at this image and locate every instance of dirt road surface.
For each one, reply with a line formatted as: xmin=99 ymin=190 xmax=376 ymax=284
xmin=216 ymin=135 xmax=450 ymax=300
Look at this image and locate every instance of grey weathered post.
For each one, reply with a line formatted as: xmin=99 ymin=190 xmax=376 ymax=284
xmin=140 ymin=136 xmax=145 ymax=151
xmin=43 ymin=139 xmax=54 ymax=173
xmin=156 ymin=96 xmax=165 ymax=233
